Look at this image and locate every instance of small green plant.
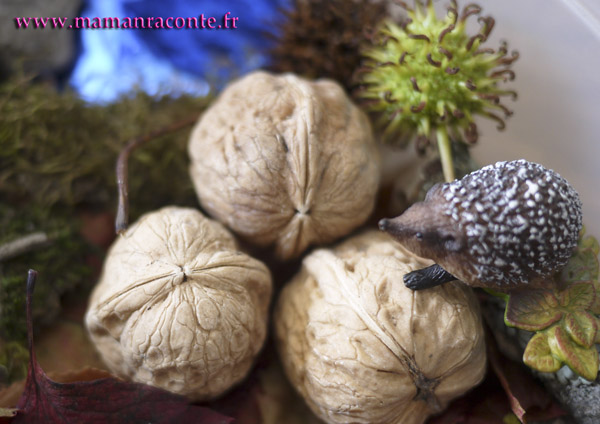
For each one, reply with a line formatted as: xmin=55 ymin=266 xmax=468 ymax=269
xmin=355 ymin=0 xmax=518 ymax=182
xmin=503 ymin=229 xmax=600 ymax=381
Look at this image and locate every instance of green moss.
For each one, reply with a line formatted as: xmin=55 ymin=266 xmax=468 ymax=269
xmin=0 ymin=204 xmax=90 ymax=342
xmin=0 ymin=74 xmax=211 ymax=217
xmin=0 ymin=341 xmax=28 ymax=385
xmin=0 ymin=74 xmax=211 ymax=382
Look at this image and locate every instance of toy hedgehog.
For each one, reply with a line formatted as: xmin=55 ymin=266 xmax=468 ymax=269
xmin=379 ymin=160 xmax=583 ymax=291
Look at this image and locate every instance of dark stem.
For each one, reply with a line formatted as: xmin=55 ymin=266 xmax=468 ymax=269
xmin=408 ymin=33 xmax=431 ymax=42
xmin=461 ymin=4 xmax=482 ymax=22
xmin=399 ymin=51 xmax=407 ymax=64
xmin=426 ymin=53 xmax=441 ymax=67
xmin=438 ymin=46 xmax=453 ymax=59
xmin=490 ymin=69 xmax=516 ymax=81
xmin=438 ymin=24 xmax=455 ymax=44
xmin=115 ymin=116 xmax=198 ymax=234
xmin=466 ymin=34 xmax=485 ymax=51
xmin=26 ymin=269 xmax=37 ymax=366
xmin=384 ymin=91 xmax=396 ymax=103
xmin=410 ymin=76 xmax=421 ymax=92
xmin=404 ymin=264 xmax=457 ymax=290
xmin=410 ymin=101 xmax=426 ymax=113
xmin=465 ymin=79 xmax=477 ymax=91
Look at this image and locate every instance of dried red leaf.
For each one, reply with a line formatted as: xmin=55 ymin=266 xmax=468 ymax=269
xmin=428 ymin=329 xmax=566 ymax=424
xmin=426 ymin=369 xmax=512 ymax=424
xmin=9 ymin=270 xmax=234 ymax=424
xmin=0 ymin=368 xmax=113 ymax=410
xmin=487 ymin=330 xmax=566 ymax=423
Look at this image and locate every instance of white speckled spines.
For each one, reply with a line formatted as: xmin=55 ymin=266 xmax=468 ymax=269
xmin=439 ymin=160 xmax=582 ymax=287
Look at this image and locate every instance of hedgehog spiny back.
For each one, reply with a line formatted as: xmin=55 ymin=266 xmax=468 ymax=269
xmin=440 ymin=160 xmax=582 ymax=287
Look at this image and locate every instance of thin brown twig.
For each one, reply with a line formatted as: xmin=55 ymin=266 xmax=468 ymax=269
xmin=0 ymin=233 xmax=50 ymax=262
xmin=115 ymin=116 xmax=199 ymax=234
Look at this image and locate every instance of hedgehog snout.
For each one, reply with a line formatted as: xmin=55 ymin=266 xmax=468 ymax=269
xmin=379 ymin=216 xmax=414 ymax=241
xmin=379 ymin=213 xmax=431 ymax=257
xmin=379 ymin=217 xmax=423 ymax=243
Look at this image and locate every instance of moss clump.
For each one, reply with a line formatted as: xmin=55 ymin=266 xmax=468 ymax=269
xmin=0 ymin=204 xmax=90 ymax=343
xmin=0 ymin=341 xmax=28 ymax=385
xmin=0 ymin=74 xmax=211 ymax=383
xmin=0 ymin=74 xmax=210 ymax=215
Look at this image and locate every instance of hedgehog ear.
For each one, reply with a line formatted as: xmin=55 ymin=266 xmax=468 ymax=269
xmin=438 ymin=231 xmax=464 ymax=252
xmin=444 ymin=236 xmax=464 ymax=252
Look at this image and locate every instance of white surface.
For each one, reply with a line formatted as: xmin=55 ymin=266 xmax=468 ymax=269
xmin=452 ymin=0 xmax=600 ymax=237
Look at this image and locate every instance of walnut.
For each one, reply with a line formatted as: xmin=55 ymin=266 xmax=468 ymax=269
xmin=85 ymin=207 xmax=272 ymax=401
xmin=188 ymin=71 xmax=380 ymax=260
xmin=274 ymin=231 xmax=486 ymax=424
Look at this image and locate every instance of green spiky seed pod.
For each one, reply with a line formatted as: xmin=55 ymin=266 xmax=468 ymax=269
xmin=355 ymin=0 xmax=518 ymax=182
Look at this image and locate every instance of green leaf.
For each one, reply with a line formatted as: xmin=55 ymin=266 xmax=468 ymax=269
xmin=523 ymin=331 xmax=562 ymax=373
xmin=561 ymin=251 xmax=599 ymax=283
xmin=580 ymin=232 xmax=600 ymax=256
xmin=592 ymin=284 xmax=600 ymax=315
xmin=595 ymin=316 xmax=600 ymax=344
xmin=559 ymin=282 xmax=595 ymax=311
xmin=503 ymin=414 xmax=521 ymax=424
xmin=560 ymin=235 xmax=600 ymax=284
xmin=484 ymin=287 xmax=510 ymax=302
xmin=563 ymin=311 xmax=598 ymax=348
xmin=505 ymin=289 xmax=562 ymax=331
xmin=548 ymin=325 xmax=599 ymax=381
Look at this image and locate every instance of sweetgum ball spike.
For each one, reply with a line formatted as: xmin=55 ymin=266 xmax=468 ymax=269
xmin=356 ymin=0 xmax=519 ymax=182
xmin=380 ymin=160 xmax=583 ymax=291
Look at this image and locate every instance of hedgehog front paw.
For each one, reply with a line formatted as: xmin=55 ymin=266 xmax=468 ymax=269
xmin=403 ymin=264 xmax=457 ymax=291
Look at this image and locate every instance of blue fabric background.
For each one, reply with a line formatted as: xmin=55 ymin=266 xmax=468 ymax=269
xmin=70 ymin=0 xmax=289 ymax=102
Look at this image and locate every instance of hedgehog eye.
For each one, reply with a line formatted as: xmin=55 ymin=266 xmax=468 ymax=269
xmin=415 ymin=232 xmax=423 ymax=240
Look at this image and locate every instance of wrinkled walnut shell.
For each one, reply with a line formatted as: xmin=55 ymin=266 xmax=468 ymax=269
xmin=188 ymin=71 xmax=380 ymax=260
xmin=275 ymin=231 xmax=486 ymax=424
xmin=85 ymin=207 xmax=272 ymax=401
